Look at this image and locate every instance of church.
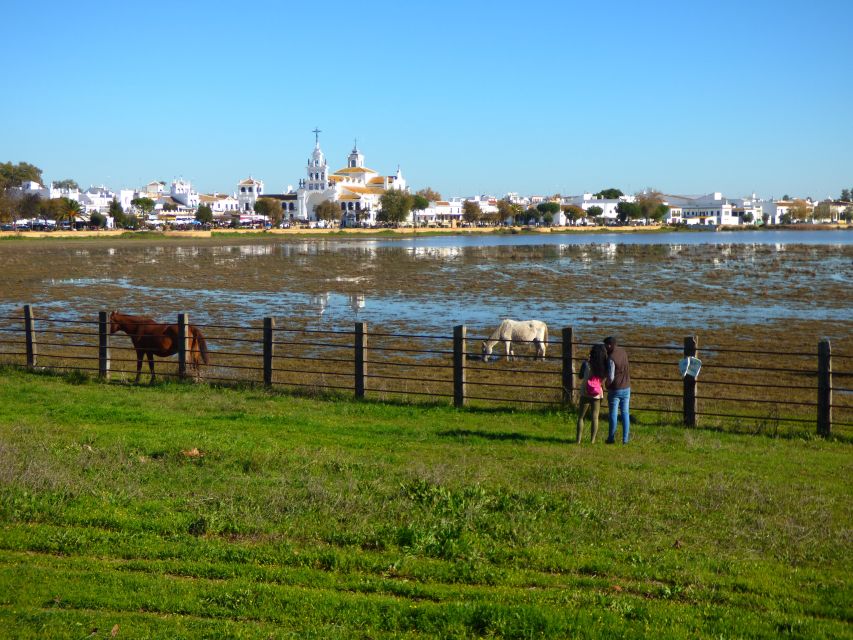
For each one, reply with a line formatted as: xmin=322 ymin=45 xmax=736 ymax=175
xmin=295 ymin=130 xmax=407 ymax=226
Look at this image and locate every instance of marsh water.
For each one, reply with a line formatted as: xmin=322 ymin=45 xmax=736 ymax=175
xmin=1 ymin=230 xmax=851 ymax=348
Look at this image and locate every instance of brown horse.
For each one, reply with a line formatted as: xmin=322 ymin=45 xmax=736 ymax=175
xmin=109 ymin=311 xmax=209 ymax=383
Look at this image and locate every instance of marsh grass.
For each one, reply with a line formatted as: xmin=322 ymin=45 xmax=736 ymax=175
xmin=0 ymin=368 xmax=850 ymax=638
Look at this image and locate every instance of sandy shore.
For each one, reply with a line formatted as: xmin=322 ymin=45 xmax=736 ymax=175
xmin=0 ymin=224 xmax=677 ymax=240
xmin=1 ymin=223 xmax=847 ymax=240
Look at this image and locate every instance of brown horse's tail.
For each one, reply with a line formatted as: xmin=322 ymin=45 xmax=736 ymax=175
xmin=193 ymin=328 xmax=210 ymax=365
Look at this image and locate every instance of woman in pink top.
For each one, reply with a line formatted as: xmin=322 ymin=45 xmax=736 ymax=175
xmin=576 ymin=344 xmax=608 ymax=443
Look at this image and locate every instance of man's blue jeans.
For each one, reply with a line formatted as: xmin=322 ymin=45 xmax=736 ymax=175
xmin=607 ymin=388 xmax=631 ymax=443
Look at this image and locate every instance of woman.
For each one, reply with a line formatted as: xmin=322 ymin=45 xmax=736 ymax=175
xmin=576 ymin=343 xmax=608 ymax=443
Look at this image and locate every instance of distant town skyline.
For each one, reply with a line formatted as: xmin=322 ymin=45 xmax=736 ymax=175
xmin=2 ymin=1 xmax=851 ymax=200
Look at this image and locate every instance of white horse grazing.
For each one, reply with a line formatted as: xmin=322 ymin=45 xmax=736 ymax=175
xmin=482 ymin=319 xmax=549 ymax=362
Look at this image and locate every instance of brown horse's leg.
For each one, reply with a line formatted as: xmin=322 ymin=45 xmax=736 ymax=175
xmin=146 ymin=352 xmax=156 ymax=384
xmin=135 ymin=350 xmax=143 ymax=384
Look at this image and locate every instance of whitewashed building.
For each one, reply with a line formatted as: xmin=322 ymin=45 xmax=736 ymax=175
xmin=199 ymin=193 xmax=240 ymax=215
xmin=413 ymin=199 xmax=464 ymax=226
xmin=237 ymin=177 xmax=264 ymax=213
xmin=170 ymin=178 xmax=199 ymax=209
xmin=79 ymin=186 xmax=117 ymax=214
xmin=562 ymin=193 xmax=635 ymax=223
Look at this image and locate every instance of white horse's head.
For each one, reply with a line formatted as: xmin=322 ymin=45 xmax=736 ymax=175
xmin=481 ymin=341 xmax=493 ymax=357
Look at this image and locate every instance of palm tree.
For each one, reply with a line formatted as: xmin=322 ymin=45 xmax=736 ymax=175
xmin=61 ymin=198 xmax=81 ymax=229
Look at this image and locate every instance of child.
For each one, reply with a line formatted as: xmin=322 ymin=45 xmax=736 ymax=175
xmin=576 ymin=344 xmax=608 ymax=443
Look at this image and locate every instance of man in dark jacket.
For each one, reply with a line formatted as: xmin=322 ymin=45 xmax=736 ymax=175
xmin=604 ymin=336 xmax=630 ymax=444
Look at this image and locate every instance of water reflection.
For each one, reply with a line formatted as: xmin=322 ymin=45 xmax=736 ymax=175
xmin=5 ymin=232 xmax=851 ymax=336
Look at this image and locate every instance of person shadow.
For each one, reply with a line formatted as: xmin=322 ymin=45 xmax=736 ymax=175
xmin=437 ymin=429 xmax=575 ymax=445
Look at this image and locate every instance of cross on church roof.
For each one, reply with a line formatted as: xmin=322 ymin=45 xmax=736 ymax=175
xmin=313 ymin=127 xmax=322 ymax=144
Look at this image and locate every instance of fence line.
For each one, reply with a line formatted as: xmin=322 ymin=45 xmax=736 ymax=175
xmin=0 ymin=305 xmax=849 ymax=438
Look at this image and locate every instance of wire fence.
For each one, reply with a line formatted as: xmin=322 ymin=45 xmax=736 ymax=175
xmin=0 ymin=306 xmax=850 ymax=440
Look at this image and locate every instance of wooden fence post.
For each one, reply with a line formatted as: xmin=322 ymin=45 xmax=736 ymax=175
xmin=453 ymin=325 xmax=467 ymax=408
xmin=23 ymin=304 xmax=37 ymax=369
xmin=683 ymin=335 xmax=698 ymax=427
xmin=355 ymin=322 xmax=367 ymax=399
xmin=561 ymin=327 xmax=576 ymax=406
xmin=177 ymin=313 xmax=189 ymax=379
xmin=817 ymin=338 xmax=832 ymax=437
xmin=263 ymin=317 xmax=274 ymax=387
xmin=98 ymin=311 xmax=110 ymax=379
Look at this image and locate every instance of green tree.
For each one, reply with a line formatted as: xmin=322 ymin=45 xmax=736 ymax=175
xmin=379 ymin=190 xmax=415 ymax=226
xmin=0 ymin=161 xmax=43 ymax=191
xmin=788 ymin=199 xmax=811 ymax=221
xmin=59 ymin=198 xmax=81 ymax=227
xmin=462 ymin=200 xmax=482 ymax=224
xmin=415 ymin=187 xmax=441 ymax=202
xmin=131 ymin=197 xmax=155 ymax=218
xmin=0 ymin=195 xmax=11 ymax=223
xmin=53 ymin=179 xmax=79 ymax=190
xmin=586 ymin=205 xmax=603 ymax=221
xmin=813 ymin=201 xmax=831 ymax=221
xmin=162 ymin=202 xmax=178 ymax=212
xmin=525 ymin=207 xmax=539 ymax=224
xmin=635 ymin=190 xmax=668 ymax=222
xmin=840 ymin=188 xmax=850 ymax=202
xmin=842 ymin=206 xmax=853 ymax=222
xmin=108 ymin=199 xmax=125 ymax=226
xmin=562 ymin=204 xmax=585 ymax=225
xmin=89 ymin=211 xmax=107 ymax=228
xmin=782 ymin=194 xmax=791 ymax=201
xmin=496 ymin=199 xmax=519 ymax=224
xmin=411 ymin=194 xmax=429 ymax=227
xmin=254 ymin=197 xmax=283 ymax=225
xmin=780 ymin=212 xmax=793 ymax=225
xmin=616 ymin=201 xmax=640 ymax=223
xmin=196 ymin=204 xmax=214 ymax=224
xmin=17 ymin=193 xmax=41 ymax=219
xmin=38 ymin=198 xmax=64 ymax=221
xmin=536 ymin=202 xmax=560 ymax=221
xmin=742 ymin=212 xmax=754 ymax=224
xmin=314 ymin=199 xmax=340 ymax=223
xmin=594 ymin=187 xmax=623 ymax=199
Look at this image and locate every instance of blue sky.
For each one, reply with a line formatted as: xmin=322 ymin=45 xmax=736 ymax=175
xmin=2 ymin=0 xmax=851 ymax=199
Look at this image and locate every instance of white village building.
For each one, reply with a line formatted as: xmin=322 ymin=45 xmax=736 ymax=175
xmin=199 ymin=193 xmax=240 ymax=216
xmin=561 ymin=193 xmax=636 ymax=223
xmin=237 ymin=177 xmax=264 ymax=213
xmin=413 ymin=199 xmax=465 ymax=226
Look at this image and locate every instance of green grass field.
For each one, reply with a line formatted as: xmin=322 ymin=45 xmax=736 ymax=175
xmin=0 ymin=368 xmax=850 ymax=639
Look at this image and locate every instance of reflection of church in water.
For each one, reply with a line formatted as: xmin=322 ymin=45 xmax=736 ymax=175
xmin=311 ymin=292 xmax=366 ymax=320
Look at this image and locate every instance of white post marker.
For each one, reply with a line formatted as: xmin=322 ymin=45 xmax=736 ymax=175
xmin=679 ymin=356 xmax=702 ymax=378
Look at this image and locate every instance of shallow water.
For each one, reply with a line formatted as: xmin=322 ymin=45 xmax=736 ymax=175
xmin=1 ymin=234 xmax=850 ymax=346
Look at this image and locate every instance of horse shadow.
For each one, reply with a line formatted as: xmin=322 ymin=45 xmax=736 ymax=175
xmin=437 ymin=428 xmax=575 ymax=445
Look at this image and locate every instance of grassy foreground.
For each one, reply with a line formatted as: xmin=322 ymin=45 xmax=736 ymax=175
xmin=0 ymin=370 xmax=850 ymax=639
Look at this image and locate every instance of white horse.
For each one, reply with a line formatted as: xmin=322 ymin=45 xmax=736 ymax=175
xmin=481 ymin=319 xmax=548 ymax=362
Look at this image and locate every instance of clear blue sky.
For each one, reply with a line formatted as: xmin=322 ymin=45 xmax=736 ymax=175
xmin=2 ymin=0 xmax=851 ymax=200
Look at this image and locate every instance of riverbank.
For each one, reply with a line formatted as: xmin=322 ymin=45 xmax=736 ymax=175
xmin=1 ymin=222 xmax=848 ymax=241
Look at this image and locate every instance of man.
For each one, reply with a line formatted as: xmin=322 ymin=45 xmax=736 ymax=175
xmin=604 ymin=336 xmax=630 ymax=444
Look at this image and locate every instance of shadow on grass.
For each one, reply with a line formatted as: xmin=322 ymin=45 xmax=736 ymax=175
xmin=437 ymin=428 xmax=576 ymax=445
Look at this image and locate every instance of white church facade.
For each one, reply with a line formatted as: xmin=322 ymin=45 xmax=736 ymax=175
xmin=295 ymin=131 xmax=407 ymax=226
